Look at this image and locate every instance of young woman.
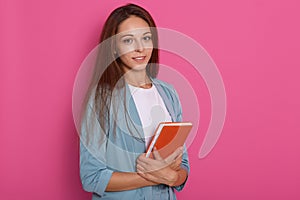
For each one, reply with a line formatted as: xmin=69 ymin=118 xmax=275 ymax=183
xmin=80 ymin=3 xmax=190 ymax=200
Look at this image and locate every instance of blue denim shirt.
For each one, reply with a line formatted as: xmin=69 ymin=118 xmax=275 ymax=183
xmin=80 ymin=78 xmax=190 ymax=200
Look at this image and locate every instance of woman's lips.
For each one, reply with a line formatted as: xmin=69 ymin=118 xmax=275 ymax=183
xmin=132 ymin=56 xmax=146 ymax=63
xmin=132 ymin=56 xmax=146 ymax=60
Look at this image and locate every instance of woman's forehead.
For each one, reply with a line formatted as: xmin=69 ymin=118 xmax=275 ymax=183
xmin=117 ymin=16 xmax=151 ymax=34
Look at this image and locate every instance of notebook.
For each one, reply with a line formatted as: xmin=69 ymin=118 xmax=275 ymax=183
xmin=145 ymin=122 xmax=192 ymax=158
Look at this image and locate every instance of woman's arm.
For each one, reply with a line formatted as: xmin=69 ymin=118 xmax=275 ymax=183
xmin=171 ymin=168 xmax=188 ymax=187
xmin=106 ymin=171 xmax=157 ymax=191
xmin=136 ymin=146 xmax=188 ymax=187
xmin=106 ymin=150 xmax=188 ymax=191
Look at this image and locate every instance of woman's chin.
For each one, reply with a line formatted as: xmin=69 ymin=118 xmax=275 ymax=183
xmin=127 ymin=64 xmax=148 ymax=72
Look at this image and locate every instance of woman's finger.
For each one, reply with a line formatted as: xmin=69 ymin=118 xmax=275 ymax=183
xmin=137 ymin=153 xmax=152 ymax=165
xmin=139 ymin=171 xmax=160 ymax=183
xmin=152 ymin=147 xmax=163 ymax=161
xmin=165 ymin=146 xmax=183 ymax=163
xmin=137 ymin=157 xmax=160 ymax=172
xmin=137 ymin=158 xmax=151 ymax=170
xmin=136 ymin=163 xmax=146 ymax=173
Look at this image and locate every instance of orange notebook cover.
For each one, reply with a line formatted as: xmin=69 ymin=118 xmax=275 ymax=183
xmin=145 ymin=122 xmax=193 ymax=158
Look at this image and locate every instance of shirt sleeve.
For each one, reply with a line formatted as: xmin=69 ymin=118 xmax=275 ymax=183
xmin=80 ymin=142 xmax=113 ymax=196
xmin=173 ymin=144 xmax=190 ymax=191
xmin=170 ymin=86 xmax=190 ymax=192
xmin=79 ymin=98 xmax=113 ymax=197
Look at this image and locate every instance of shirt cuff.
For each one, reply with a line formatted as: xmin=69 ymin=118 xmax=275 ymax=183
xmin=94 ymin=169 xmax=114 ymax=196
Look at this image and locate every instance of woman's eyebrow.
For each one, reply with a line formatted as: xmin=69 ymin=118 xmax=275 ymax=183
xmin=120 ymin=34 xmax=134 ymax=39
xmin=120 ymin=31 xmax=152 ymax=39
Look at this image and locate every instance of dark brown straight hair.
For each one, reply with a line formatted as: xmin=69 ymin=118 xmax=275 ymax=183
xmin=82 ymin=3 xmax=159 ymax=139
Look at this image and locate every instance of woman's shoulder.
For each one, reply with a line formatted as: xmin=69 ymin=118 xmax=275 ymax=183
xmin=152 ymin=78 xmax=180 ymax=101
xmin=152 ymin=78 xmax=176 ymax=91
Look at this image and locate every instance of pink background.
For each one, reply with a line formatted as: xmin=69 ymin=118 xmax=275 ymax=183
xmin=1 ymin=0 xmax=300 ymax=199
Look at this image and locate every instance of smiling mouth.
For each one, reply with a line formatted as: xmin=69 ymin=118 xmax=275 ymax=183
xmin=132 ymin=56 xmax=146 ymax=61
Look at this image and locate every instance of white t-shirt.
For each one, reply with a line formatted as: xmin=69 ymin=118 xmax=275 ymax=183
xmin=128 ymin=84 xmax=172 ymax=148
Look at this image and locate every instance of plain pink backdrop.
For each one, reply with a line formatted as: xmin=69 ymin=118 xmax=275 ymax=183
xmin=1 ymin=0 xmax=300 ymax=199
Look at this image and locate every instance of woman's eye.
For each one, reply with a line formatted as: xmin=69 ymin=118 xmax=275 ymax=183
xmin=143 ymin=36 xmax=152 ymax=41
xmin=122 ymin=38 xmax=133 ymax=44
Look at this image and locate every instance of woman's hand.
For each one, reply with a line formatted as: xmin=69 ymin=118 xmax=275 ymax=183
xmin=136 ymin=147 xmax=183 ymax=186
xmin=168 ymin=152 xmax=183 ymax=172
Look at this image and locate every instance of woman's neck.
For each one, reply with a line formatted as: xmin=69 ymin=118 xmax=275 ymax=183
xmin=124 ymin=70 xmax=152 ymax=89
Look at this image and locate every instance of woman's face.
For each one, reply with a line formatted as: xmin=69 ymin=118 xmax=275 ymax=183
xmin=116 ymin=16 xmax=153 ymax=72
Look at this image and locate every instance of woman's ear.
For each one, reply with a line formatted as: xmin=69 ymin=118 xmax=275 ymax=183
xmin=113 ymin=50 xmax=119 ymax=59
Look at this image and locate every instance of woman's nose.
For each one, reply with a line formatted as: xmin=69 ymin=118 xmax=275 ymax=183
xmin=134 ymin=40 xmax=144 ymax=52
